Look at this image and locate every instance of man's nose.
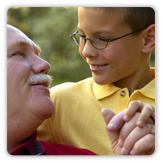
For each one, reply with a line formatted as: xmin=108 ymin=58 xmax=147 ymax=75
xmin=32 ymin=56 xmax=50 ymax=74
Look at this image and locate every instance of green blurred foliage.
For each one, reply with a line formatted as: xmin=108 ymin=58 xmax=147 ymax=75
xmin=7 ymin=7 xmax=155 ymax=87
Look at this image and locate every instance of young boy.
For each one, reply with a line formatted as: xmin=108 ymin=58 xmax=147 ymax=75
xmin=37 ymin=7 xmax=155 ymax=155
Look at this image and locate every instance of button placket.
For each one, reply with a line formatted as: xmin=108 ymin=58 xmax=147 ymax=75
xmin=116 ymin=89 xmax=129 ymax=113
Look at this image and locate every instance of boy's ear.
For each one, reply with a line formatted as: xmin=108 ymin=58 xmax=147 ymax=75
xmin=142 ymin=24 xmax=155 ymax=54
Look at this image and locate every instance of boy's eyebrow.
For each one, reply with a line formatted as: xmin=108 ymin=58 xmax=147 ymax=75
xmin=77 ymin=27 xmax=114 ymax=35
xmin=77 ymin=27 xmax=84 ymax=33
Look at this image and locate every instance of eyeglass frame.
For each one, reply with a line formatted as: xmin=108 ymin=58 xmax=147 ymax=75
xmin=70 ymin=27 xmax=147 ymax=50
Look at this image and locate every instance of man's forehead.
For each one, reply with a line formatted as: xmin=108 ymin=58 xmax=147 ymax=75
xmin=7 ymin=29 xmax=41 ymax=54
xmin=8 ymin=26 xmax=30 ymax=46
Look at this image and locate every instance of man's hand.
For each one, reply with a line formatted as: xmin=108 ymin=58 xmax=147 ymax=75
xmin=101 ymin=108 xmax=155 ymax=155
xmin=123 ymin=101 xmax=155 ymax=128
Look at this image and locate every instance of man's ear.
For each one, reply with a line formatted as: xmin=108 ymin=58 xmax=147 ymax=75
xmin=142 ymin=24 xmax=155 ymax=54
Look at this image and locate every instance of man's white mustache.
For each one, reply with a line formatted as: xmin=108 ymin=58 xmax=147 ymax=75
xmin=30 ymin=74 xmax=53 ymax=88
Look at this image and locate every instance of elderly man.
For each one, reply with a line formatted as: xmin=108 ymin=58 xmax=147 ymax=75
xmin=7 ymin=24 xmax=154 ymax=155
xmin=7 ymin=24 xmax=96 ymax=155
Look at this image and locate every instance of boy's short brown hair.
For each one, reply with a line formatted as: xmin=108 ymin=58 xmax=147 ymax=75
xmin=124 ymin=7 xmax=155 ymax=31
xmin=84 ymin=7 xmax=155 ymax=32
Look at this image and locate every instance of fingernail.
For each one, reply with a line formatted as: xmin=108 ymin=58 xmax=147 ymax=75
xmin=121 ymin=147 xmax=127 ymax=155
xmin=130 ymin=149 xmax=134 ymax=155
xmin=123 ymin=115 xmax=129 ymax=121
xmin=108 ymin=122 xmax=115 ymax=130
xmin=137 ymin=120 xmax=143 ymax=127
xmin=151 ymin=127 xmax=155 ymax=134
xmin=118 ymin=139 xmax=124 ymax=147
xmin=101 ymin=109 xmax=107 ymax=116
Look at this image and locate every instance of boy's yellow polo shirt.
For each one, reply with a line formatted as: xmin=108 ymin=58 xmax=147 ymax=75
xmin=37 ymin=68 xmax=155 ymax=155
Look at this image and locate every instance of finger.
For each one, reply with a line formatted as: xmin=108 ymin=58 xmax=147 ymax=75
xmin=118 ymin=112 xmax=140 ymax=147
xmin=107 ymin=110 xmax=126 ymax=131
xmin=124 ymin=101 xmax=155 ymax=128
xmin=123 ymin=101 xmax=142 ymax=122
xmin=151 ymin=126 xmax=155 ymax=135
xmin=121 ymin=123 xmax=153 ymax=155
xmin=136 ymin=104 xmax=155 ymax=128
xmin=130 ymin=134 xmax=155 ymax=155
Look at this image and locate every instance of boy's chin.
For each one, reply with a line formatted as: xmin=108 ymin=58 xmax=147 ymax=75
xmin=93 ymin=76 xmax=109 ymax=85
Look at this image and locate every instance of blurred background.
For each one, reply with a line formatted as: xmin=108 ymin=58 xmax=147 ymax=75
xmin=7 ymin=7 xmax=155 ymax=87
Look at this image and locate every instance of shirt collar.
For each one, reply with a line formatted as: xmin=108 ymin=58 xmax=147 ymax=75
xmin=93 ymin=82 xmax=120 ymax=100
xmin=138 ymin=68 xmax=155 ymax=99
xmin=25 ymin=131 xmax=43 ymax=155
xmin=93 ymin=68 xmax=155 ymax=100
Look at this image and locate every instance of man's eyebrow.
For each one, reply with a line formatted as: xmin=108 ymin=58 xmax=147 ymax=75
xmin=8 ymin=40 xmax=29 ymax=49
xmin=8 ymin=40 xmax=41 ymax=56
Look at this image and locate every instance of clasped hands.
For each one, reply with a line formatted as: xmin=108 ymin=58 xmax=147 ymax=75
xmin=101 ymin=101 xmax=155 ymax=155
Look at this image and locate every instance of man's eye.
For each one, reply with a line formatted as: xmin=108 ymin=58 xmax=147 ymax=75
xmin=13 ymin=52 xmax=26 ymax=57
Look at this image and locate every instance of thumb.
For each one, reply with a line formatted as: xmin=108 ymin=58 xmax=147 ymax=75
xmin=101 ymin=108 xmax=120 ymax=148
xmin=102 ymin=108 xmax=126 ymax=131
xmin=101 ymin=108 xmax=116 ymax=125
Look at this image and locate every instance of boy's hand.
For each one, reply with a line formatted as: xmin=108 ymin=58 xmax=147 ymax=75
xmin=101 ymin=108 xmax=155 ymax=155
xmin=123 ymin=101 xmax=155 ymax=128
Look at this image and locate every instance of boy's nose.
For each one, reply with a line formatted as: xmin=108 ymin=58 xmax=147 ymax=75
xmin=32 ymin=56 xmax=51 ymax=74
xmin=81 ymin=41 xmax=99 ymax=59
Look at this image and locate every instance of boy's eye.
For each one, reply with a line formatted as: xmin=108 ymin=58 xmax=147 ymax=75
xmin=79 ymin=33 xmax=85 ymax=38
xmin=99 ymin=37 xmax=107 ymax=41
xmin=77 ymin=31 xmax=85 ymax=37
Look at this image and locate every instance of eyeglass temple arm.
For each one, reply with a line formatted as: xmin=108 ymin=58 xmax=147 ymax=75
xmin=70 ymin=31 xmax=79 ymax=38
xmin=106 ymin=27 xmax=146 ymax=42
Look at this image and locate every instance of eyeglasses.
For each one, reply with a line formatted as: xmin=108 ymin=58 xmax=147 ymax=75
xmin=70 ymin=27 xmax=146 ymax=50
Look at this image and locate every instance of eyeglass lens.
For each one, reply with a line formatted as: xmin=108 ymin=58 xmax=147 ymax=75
xmin=73 ymin=34 xmax=107 ymax=49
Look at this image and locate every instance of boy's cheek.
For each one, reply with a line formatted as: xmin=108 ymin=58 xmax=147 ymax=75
xmin=79 ymin=48 xmax=86 ymax=61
